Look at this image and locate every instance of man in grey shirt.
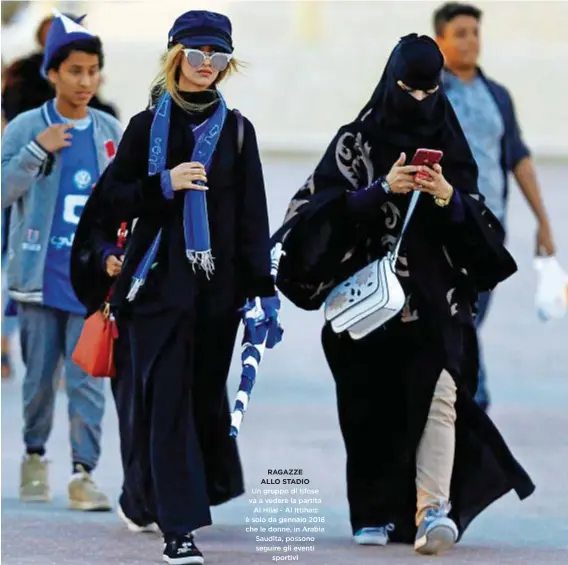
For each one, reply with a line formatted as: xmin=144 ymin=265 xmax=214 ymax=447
xmin=434 ymin=2 xmax=556 ymax=411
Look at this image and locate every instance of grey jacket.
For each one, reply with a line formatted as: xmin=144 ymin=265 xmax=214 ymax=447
xmin=1 ymin=101 xmax=123 ymax=303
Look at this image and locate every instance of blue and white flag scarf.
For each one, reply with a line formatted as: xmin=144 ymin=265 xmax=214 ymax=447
xmin=127 ymin=92 xmax=227 ymax=301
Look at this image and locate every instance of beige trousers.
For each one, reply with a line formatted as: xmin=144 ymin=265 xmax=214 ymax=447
xmin=415 ymin=369 xmax=457 ymax=526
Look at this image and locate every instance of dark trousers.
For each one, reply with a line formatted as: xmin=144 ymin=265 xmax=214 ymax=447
xmin=127 ymin=307 xmax=241 ymax=537
xmin=111 ymin=326 xmax=156 ymax=525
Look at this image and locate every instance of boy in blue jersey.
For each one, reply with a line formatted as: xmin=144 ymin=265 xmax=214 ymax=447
xmin=1 ymin=11 xmax=122 ymax=510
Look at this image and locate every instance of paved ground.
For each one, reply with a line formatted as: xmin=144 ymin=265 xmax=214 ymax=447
xmin=2 ymin=158 xmax=568 ymax=564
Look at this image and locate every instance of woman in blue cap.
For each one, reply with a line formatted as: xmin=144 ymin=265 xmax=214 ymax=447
xmin=72 ymin=10 xmax=276 ymax=565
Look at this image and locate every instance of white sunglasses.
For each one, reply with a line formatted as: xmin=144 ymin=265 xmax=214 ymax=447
xmin=183 ymin=49 xmax=232 ymax=72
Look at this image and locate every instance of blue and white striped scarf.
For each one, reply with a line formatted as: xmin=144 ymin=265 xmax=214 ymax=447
xmin=127 ymin=92 xmax=227 ymax=301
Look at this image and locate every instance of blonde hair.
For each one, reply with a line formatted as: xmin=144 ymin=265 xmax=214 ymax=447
xmin=149 ymin=44 xmax=243 ymax=112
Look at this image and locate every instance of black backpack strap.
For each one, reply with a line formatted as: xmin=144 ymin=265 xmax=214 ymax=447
xmin=233 ymin=108 xmax=245 ymax=155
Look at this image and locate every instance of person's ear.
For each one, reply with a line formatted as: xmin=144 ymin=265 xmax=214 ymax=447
xmin=46 ymin=68 xmax=58 ymax=86
xmin=434 ymin=38 xmax=448 ymax=64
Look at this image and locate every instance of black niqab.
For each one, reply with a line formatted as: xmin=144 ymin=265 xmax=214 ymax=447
xmin=356 ymin=33 xmax=477 ymax=192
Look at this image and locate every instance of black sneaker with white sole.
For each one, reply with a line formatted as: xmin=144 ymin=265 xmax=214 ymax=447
xmin=163 ymin=533 xmax=204 ymax=565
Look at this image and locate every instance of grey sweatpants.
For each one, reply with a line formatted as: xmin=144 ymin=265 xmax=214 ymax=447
xmin=19 ymin=303 xmax=106 ymax=470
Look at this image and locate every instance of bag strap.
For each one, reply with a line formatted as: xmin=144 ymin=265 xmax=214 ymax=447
xmin=391 ymin=191 xmax=420 ymax=259
xmin=104 ymin=221 xmax=129 ymax=304
xmin=234 ymin=109 xmax=244 ymax=155
xmin=269 ymin=190 xmax=421 ymax=262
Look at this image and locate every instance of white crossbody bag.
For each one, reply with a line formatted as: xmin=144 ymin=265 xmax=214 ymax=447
xmin=324 ymin=191 xmax=420 ymax=340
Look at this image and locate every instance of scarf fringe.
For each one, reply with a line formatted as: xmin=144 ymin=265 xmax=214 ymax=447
xmin=187 ymin=250 xmax=215 ymax=279
xmin=126 ymin=277 xmax=144 ymax=302
xmin=127 ymin=250 xmax=213 ymax=302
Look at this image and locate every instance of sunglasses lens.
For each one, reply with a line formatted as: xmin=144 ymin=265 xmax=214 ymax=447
xmin=185 ymin=50 xmax=206 ymax=68
xmin=210 ymin=53 xmax=230 ymax=72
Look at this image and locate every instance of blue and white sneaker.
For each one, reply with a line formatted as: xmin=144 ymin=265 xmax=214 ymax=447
xmin=353 ymin=524 xmax=395 ymax=546
xmin=414 ymin=502 xmax=458 ymax=555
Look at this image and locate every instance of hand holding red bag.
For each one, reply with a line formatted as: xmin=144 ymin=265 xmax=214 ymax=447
xmin=72 ymin=222 xmax=128 ymax=378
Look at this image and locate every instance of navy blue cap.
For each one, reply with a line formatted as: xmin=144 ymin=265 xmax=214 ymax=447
xmin=168 ymin=10 xmax=233 ymax=54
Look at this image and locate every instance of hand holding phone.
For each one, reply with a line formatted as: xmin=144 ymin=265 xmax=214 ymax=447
xmin=385 ymin=152 xmax=422 ymax=194
xmin=411 ymin=149 xmax=443 ymax=181
xmin=410 ymin=149 xmax=453 ymax=203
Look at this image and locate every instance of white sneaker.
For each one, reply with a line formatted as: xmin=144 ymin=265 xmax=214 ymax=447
xmin=414 ymin=502 xmax=458 ymax=555
xmin=353 ymin=524 xmax=395 ymax=545
xmin=117 ymin=503 xmax=160 ymax=533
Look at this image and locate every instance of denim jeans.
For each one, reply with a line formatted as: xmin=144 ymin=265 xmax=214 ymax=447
xmin=19 ymin=303 xmax=106 ymax=469
xmin=474 ymin=291 xmax=493 ymax=409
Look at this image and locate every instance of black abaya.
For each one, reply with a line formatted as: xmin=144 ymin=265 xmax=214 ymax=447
xmin=322 ymin=319 xmax=533 ymax=542
xmin=273 ymin=34 xmax=534 ymax=543
xmin=71 ymin=89 xmax=271 ymax=535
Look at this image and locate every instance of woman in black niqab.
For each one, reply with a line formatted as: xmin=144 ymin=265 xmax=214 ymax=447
xmin=272 ymin=34 xmax=533 ymax=555
xmin=356 ymin=32 xmax=479 ymax=202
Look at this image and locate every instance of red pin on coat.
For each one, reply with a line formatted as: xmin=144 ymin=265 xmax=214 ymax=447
xmin=105 ymin=140 xmax=116 ymax=159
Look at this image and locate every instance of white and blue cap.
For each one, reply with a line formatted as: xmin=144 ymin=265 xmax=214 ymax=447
xmin=41 ymin=10 xmax=94 ymax=78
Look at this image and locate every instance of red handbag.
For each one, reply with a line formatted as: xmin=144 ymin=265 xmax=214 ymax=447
xmin=72 ymin=222 xmax=128 ymax=378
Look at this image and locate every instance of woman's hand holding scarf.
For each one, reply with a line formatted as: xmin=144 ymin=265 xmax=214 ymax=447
xmin=240 ymin=295 xmax=283 ymax=350
xmin=170 ymin=161 xmax=208 ymax=191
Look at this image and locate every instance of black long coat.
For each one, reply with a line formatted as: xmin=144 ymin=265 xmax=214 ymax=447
xmin=72 ymin=101 xmax=274 ymax=315
xmin=71 ymin=100 xmax=274 ymax=507
xmin=272 ymin=122 xmax=534 ymax=542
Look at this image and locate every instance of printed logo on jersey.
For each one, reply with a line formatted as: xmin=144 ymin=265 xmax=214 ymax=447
xmin=50 ymin=233 xmax=75 ymax=250
xmin=63 ymin=194 xmax=89 ymax=225
xmin=26 ymin=229 xmax=40 ymax=244
xmin=73 ymin=169 xmax=92 ymax=190
xmin=22 ymin=228 xmax=41 ymax=252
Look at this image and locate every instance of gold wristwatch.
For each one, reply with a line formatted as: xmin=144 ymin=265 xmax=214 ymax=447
xmin=434 ymin=186 xmax=454 ymax=207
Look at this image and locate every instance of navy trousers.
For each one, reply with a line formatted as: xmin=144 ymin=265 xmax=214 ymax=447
xmin=111 ymin=324 xmax=156 ymax=525
xmin=126 ymin=306 xmax=243 ymax=537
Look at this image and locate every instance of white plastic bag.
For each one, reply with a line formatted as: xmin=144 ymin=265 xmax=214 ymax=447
xmin=533 ymin=256 xmax=568 ymax=321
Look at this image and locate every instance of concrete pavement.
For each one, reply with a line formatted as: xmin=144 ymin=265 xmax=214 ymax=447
xmin=2 ymin=158 xmax=568 ymax=564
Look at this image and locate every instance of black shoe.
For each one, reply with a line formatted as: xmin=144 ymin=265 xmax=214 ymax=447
xmin=163 ymin=533 xmax=204 ymax=565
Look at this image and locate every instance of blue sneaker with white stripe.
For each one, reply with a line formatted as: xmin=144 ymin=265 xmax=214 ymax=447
xmin=353 ymin=524 xmax=394 ymax=546
xmin=414 ymin=502 xmax=458 ymax=555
